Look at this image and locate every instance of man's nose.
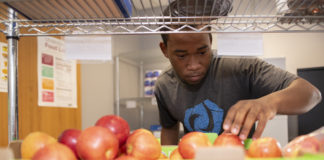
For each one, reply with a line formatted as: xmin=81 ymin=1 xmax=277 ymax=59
xmin=187 ymin=56 xmax=200 ymax=71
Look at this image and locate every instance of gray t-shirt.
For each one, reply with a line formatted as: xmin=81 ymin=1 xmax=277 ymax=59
xmin=154 ymin=55 xmax=297 ymax=134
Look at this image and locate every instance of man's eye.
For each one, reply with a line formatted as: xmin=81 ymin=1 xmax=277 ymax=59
xmin=199 ymin=51 xmax=206 ymax=55
xmin=177 ymin=55 xmax=185 ymax=58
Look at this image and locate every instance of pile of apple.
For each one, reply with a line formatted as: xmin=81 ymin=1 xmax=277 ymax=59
xmin=170 ymin=131 xmax=324 ymax=159
xmin=21 ymin=114 xmax=163 ymax=160
xmin=20 ymin=114 xmax=324 ymax=160
xmin=168 ymin=132 xmax=283 ymax=159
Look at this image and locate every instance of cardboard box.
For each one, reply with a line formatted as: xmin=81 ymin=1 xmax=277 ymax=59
xmin=0 ymin=148 xmax=14 ymax=160
xmin=9 ymin=140 xmax=22 ymax=159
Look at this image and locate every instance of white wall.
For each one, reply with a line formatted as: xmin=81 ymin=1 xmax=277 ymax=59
xmin=119 ymin=60 xmax=140 ymax=99
xmin=263 ymin=33 xmax=324 ymax=74
xmin=212 ymin=33 xmax=324 ymax=73
xmin=81 ymin=35 xmax=142 ymax=129
xmin=81 ymin=61 xmax=114 ymax=129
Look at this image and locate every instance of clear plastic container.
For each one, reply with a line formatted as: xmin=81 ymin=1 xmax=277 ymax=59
xmin=283 ymin=126 xmax=324 ymax=157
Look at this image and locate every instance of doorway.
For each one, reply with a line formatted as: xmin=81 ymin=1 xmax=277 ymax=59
xmin=297 ymin=67 xmax=324 ymax=135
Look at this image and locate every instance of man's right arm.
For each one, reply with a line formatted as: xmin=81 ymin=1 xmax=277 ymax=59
xmin=161 ymin=122 xmax=180 ymax=145
xmin=155 ymin=80 xmax=180 ymax=145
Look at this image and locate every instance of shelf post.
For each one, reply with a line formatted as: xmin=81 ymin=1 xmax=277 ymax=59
xmin=115 ymin=56 xmax=120 ymax=116
xmin=7 ymin=8 xmax=19 ymax=143
xmin=139 ymin=61 xmax=143 ymax=97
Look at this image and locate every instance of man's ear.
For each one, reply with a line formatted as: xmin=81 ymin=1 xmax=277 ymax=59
xmin=159 ymin=42 xmax=169 ymax=58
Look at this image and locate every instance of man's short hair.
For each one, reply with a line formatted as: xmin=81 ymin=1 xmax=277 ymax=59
xmin=161 ymin=28 xmax=213 ymax=47
xmin=160 ymin=0 xmax=232 ymax=46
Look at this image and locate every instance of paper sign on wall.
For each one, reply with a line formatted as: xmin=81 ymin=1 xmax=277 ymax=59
xmin=217 ymin=33 xmax=264 ymax=56
xmin=0 ymin=42 xmax=8 ymax=92
xmin=64 ymin=36 xmax=112 ymax=61
xmin=38 ymin=37 xmax=77 ymax=108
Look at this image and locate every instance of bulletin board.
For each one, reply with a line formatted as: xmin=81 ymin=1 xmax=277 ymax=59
xmin=0 ymin=42 xmax=8 ymax=92
xmin=0 ymin=27 xmax=8 ymax=147
xmin=0 ymin=31 xmax=82 ymax=147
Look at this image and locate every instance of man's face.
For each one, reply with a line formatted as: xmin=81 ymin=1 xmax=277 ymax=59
xmin=160 ymin=33 xmax=212 ymax=85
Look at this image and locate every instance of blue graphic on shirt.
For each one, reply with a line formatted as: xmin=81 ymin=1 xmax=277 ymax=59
xmin=184 ymin=99 xmax=224 ymax=133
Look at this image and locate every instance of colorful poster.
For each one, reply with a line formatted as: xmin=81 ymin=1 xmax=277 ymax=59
xmin=0 ymin=42 xmax=8 ymax=92
xmin=38 ymin=37 xmax=77 ymax=108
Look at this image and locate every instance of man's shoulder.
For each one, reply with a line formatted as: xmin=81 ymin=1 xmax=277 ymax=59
xmin=214 ymin=56 xmax=262 ymax=69
xmin=216 ymin=56 xmax=260 ymax=64
xmin=155 ymin=67 xmax=176 ymax=87
xmin=208 ymin=56 xmax=266 ymax=78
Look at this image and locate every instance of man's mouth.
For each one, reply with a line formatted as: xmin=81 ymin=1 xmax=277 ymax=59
xmin=188 ymin=74 xmax=202 ymax=82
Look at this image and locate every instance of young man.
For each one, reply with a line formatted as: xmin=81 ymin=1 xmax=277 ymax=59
xmin=154 ymin=32 xmax=322 ymax=145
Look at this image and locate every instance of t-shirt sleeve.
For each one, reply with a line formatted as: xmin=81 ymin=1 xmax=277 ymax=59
xmin=245 ymin=58 xmax=298 ymax=98
xmin=154 ymin=84 xmax=178 ymax=128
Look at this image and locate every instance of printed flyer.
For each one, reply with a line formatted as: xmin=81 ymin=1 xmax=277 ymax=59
xmin=0 ymin=42 xmax=8 ymax=92
xmin=37 ymin=37 xmax=77 ymax=108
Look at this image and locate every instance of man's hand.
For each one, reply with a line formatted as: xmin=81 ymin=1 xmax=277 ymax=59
xmin=222 ymin=98 xmax=277 ymax=140
xmin=222 ymin=78 xmax=321 ymax=141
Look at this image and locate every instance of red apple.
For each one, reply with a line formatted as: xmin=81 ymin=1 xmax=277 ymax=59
xmin=247 ymin=137 xmax=282 ymax=158
xmin=58 ymin=129 xmax=81 ymax=158
xmin=32 ymin=143 xmax=77 ymax=160
xmin=118 ymin=143 xmax=127 ymax=156
xmin=126 ymin=128 xmax=161 ymax=160
xmin=169 ymin=148 xmax=183 ymax=160
xmin=213 ymin=133 xmax=244 ymax=147
xmin=115 ymin=155 xmax=139 ymax=160
xmin=130 ymin=128 xmax=147 ymax=136
xmin=178 ymin=131 xmax=211 ymax=159
xmin=283 ymin=135 xmax=321 ymax=157
xmin=21 ymin=132 xmax=57 ymax=159
xmin=76 ymin=126 xmax=119 ymax=160
xmin=310 ymin=129 xmax=324 ymax=152
xmin=317 ymin=135 xmax=324 ymax=152
xmin=95 ymin=115 xmax=130 ymax=146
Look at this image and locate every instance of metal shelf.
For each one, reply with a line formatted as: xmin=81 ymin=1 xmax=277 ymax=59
xmin=1 ymin=0 xmax=323 ymax=144
xmin=0 ymin=0 xmax=323 ymax=36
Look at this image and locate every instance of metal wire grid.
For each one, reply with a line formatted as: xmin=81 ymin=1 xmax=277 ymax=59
xmin=0 ymin=0 xmax=323 ymax=35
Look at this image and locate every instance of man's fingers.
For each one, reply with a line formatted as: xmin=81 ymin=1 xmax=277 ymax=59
xmin=222 ymin=104 xmax=239 ymax=131
xmin=239 ymin=109 xmax=257 ymax=140
xmin=224 ymin=99 xmax=273 ymax=140
xmin=230 ymin=106 xmax=250 ymax=135
xmin=252 ymin=117 xmax=268 ymax=139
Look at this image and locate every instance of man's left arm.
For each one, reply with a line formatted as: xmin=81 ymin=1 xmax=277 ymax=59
xmin=223 ymin=78 xmax=322 ymax=140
